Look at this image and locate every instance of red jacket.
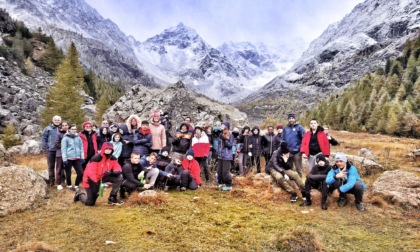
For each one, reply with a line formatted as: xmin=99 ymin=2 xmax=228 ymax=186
xmin=300 ymin=127 xmax=330 ymax=157
xmin=181 ymin=158 xmax=201 ymax=185
xmin=82 ymin=142 xmax=121 ymax=188
xmin=79 ymin=131 xmax=98 ymax=159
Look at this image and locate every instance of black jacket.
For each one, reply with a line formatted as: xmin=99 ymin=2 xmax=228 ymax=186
xmin=119 ymin=124 xmax=134 ymax=158
xmin=122 ymin=161 xmax=143 ymax=187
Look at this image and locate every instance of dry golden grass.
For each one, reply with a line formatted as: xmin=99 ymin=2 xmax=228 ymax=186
xmin=1 ymin=132 xmax=419 ymax=251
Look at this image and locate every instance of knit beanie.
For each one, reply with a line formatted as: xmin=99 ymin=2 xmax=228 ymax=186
xmin=82 ymin=121 xmax=92 ymax=128
xmin=316 ymin=154 xmax=327 ymax=164
xmin=335 ymin=152 xmax=347 ymax=162
xmin=222 ymin=121 xmax=230 ymax=130
xmin=186 ymin=149 xmax=195 ymax=157
xmin=276 ymin=124 xmax=284 ymax=130
xmin=280 ymin=142 xmax=290 ymax=154
xmin=287 ymin=113 xmax=296 ymax=119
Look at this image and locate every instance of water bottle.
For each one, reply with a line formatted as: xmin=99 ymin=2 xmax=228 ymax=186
xmin=215 ymin=172 xmax=219 ymax=184
xmin=99 ymin=183 xmax=105 ymax=198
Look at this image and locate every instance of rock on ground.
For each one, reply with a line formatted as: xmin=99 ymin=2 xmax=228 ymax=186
xmin=330 ymin=152 xmax=383 ymax=176
xmin=372 ymin=170 xmax=420 ymax=210
xmin=0 ymin=165 xmax=47 ymax=216
xmin=138 ymin=190 xmax=157 ymax=197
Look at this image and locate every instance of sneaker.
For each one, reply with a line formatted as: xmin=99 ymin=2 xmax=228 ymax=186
xmin=180 ymin=187 xmax=186 ymax=191
xmin=299 ymin=200 xmax=312 ymax=207
xmin=338 ymin=197 xmax=348 ymax=207
xmin=321 ymin=203 xmax=328 ymax=210
xmin=57 ymin=185 xmax=63 ymax=190
xmin=355 ymin=202 xmax=365 ymax=212
xmin=218 ymin=184 xmax=225 ymax=190
xmin=108 ymin=197 xmax=124 ymax=206
xmin=74 ymin=190 xmax=84 ymax=203
xmin=290 ymin=193 xmax=298 ymax=202
xmin=164 ymin=186 xmax=169 ymax=192
xmin=222 ymin=186 xmax=232 ymax=191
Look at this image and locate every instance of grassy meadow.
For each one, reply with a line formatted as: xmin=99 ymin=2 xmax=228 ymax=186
xmin=1 ymin=131 xmax=419 ymax=252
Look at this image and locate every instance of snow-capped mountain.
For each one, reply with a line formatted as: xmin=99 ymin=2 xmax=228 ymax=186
xmin=0 ymin=0 xmax=305 ymax=102
xmin=0 ymin=0 xmax=159 ymax=87
xmin=244 ymin=0 xmax=420 ymax=112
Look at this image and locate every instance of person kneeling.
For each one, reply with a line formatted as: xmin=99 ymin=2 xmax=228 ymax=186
xmin=300 ymin=154 xmax=331 ymax=210
xmin=74 ymin=142 xmax=124 ymax=206
xmin=120 ymin=152 xmax=144 ymax=199
xmin=326 ymin=152 xmax=366 ymax=211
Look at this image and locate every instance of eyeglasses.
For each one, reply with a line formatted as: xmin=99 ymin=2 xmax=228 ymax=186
xmin=70 ymin=128 xmax=77 ymax=131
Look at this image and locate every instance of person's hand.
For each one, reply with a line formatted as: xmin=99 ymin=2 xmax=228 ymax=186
xmin=167 ymin=174 xmax=173 ymax=178
xmin=284 ymin=174 xmax=290 ymax=181
xmin=138 ymin=171 xmax=145 ymax=179
xmin=124 ymin=140 xmax=129 ymax=144
xmin=80 ymin=159 xmax=85 ymax=164
xmin=333 ymin=189 xmax=340 ymax=197
xmin=63 ymin=160 xmax=68 ymax=167
xmin=302 ymin=153 xmax=307 ymax=159
xmin=143 ymin=184 xmax=152 ymax=189
xmin=336 ymin=170 xmax=347 ymax=179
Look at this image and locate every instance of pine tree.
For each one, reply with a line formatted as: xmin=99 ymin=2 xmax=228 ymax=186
xmin=394 ymin=83 xmax=406 ymax=102
xmin=390 ymin=61 xmax=403 ymax=78
xmin=2 ymin=123 xmax=21 ymax=149
xmin=38 ymin=39 xmax=64 ymax=73
xmin=386 ymin=102 xmax=402 ymax=135
xmin=40 ymin=44 xmax=86 ymax=127
xmin=386 ymin=74 xmax=400 ymax=98
xmin=384 ymin=59 xmax=391 ymax=76
xmin=95 ymin=93 xmax=110 ymax=123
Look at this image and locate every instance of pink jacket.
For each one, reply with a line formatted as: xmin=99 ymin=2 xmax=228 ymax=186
xmin=149 ymin=122 xmax=166 ymax=150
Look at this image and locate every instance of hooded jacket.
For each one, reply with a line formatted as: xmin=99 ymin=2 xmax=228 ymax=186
xmin=238 ymin=126 xmax=251 ymax=153
xmin=307 ymin=161 xmax=332 ymax=181
xmin=97 ymin=127 xmax=111 ymax=150
xmin=82 ymin=142 xmax=122 ymax=188
xmin=61 ymin=132 xmax=84 ymax=162
xmin=181 ymin=158 xmax=201 ymax=185
xmin=54 ymin=128 xmax=67 ymax=157
xmin=78 ymin=130 xmax=98 ymax=160
xmin=149 ymin=121 xmax=166 ymax=150
xmin=215 ymin=130 xmax=234 ymax=160
xmin=156 ymin=146 xmax=172 ymax=170
xmin=326 ymin=161 xmax=366 ymax=193
xmin=126 ymin=114 xmax=141 ymax=134
xmin=262 ymin=130 xmax=276 ymax=156
xmin=119 ymin=124 xmax=134 ymax=158
xmin=41 ymin=123 xmax=59 ymax=151
xmin=172 ymin=123 xmax=192 ymax=154
xmin=250 ymin=126 xmax=263 ymax=157
xmin=271 ymin=150 xmax=294 ymax=175
xmin=111 ymin=133 xmax=122 ymax=158
xmin=133 ymin=128 xmax=152 ymax=156
xmin=300 ymin=126 xmax=330 ymax=157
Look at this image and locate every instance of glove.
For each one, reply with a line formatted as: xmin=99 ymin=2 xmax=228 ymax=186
xmin=284 ymin=174 xmax=290 ymax=181
xmin=63 ymin=160 xmax=68 ymax=167
xmin=138 ymin=171 xmax=145 ymax=179
xmin=103 ymin=171 xmax=111 ymax=178
xmin=167 ymin=174 xmax=173 ymax=178
xmin=80 ymin=159 xmax=85 ymax=164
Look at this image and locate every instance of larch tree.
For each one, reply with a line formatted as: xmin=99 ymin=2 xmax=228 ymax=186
xmin=40 ymin=43 xmax=86 ymax=127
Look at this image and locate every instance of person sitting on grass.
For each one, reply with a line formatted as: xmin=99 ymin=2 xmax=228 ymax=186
xmin=162 ymin=154 xmax=184 ymax=192
xmin=138 ymin=152 xmax=160 ymax=189
xmin=326 ymin=152 xmax=366 ymax=211
xmin=74 ymin=142 xmax=123 ymax=206
xmin=120 ymin=152 xmax=144 ymax=199
xmin=269 ymin=142 xmax=306 ymax=203
xmin=180 ymin=149 xmax=201 ymax=191
xmin=300 ymin=154 xmax=332 ymax=210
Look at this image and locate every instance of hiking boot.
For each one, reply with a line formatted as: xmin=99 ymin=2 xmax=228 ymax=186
xmin=73 ymin=190 xmax=84 ymax=203
xmin=218 ymin=184 xmax=225 ymax=190
xmin=338 ymin=197 xmax=348 ymax=207
xmin=164 ymin=186 xmax=169 ymax=192
xmin=355 ymin=202 xmax=365 ymax=212
xmin=290 ymin=193 xmax=298 ymax=202
xmin=180 ymin=187 xmax=186 ymax=191
xmin=57 ymin=185 xmax=63 ymax=190
xmin=321 ymin=203 xmax=328 ymax=210
xmin=222 ymin=186 xmax=232 ymax=191
xmin=299 ymin=200 xmax=312 ymax=207
xmin=108 ymin=196 xmax=124 ymax=206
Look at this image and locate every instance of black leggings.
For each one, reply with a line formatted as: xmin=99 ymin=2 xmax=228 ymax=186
xmin=80 ymin=175 xmax=123 ymax=206
xmin=65 ymin=159 xmax=83 ymax=186
xmin=195 ymin=157 xmax=210 ymax=181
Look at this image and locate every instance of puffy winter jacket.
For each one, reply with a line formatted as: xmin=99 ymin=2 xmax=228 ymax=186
xmin=119 ymin=124 xmax=134 ymax=158
xmin=326 ymin=162 xmax=366 ymax=193
xmin=262 ymin=132 xmax=276 ymax=156
xmin=133 ymin=128 xmax=152 ymax=156
xmin=249 ymin=126 xmax=263 ymax=157
xmin=78 ymin=130 xmax=98 ymax=160
xmin=172 ymin=123 xmax=192 ymax=154
xmin=215 ymin=131 xmax=234 ymax=160
xmin=300 ymin=126 xmax=330 ymax=157
xmin=282 ymin=123 xmax=306 ymax=154
xmin=41 ymin=124 xmax=59 ymax=151
xmin=61 ymin=133 xmax=84 ymax=162
xmin=181 ymin=158 xmax=201 ymax=185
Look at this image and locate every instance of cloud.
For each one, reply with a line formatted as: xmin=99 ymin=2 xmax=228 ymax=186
xmin=85 ymin=0 xmax=364 ymax=47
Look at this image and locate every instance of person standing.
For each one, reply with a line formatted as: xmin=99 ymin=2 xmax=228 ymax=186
xmin=282 ymin=113 xmax=306 ymax=177
xmin=323 ymin=125 xmax=339 ymax=146
xmin=133 ymin=120 xmax=152 ymax=157
xmin=118 ymin=124 xmax=134 ymax=167
xmin=300 ymin=119 xmax=330 ymax=172
xmin=41 ymin=115 xmax=62 ymax=186
xmin=149 ymin=110 xmax=167 ymax=154
xmin=78 ymin=121 xmax=97 ymax=171
xmin=74 ymin=142 xmax=123 ymax=206
xmin=216 ymin=122 xmax=234 ymax=191
xmin=249 ymin=126 xmax=263 ymax=173
xmin=53 ymin=121 xmax=69 ymax=189
xmin=61 ymin=124 xmax=85 ymax=191
xmin=172 ymin=123 xmax=192 ymax=157
xmin=237 ymin=126 xmax=251 ymax=176
xmin=191 ymin=126 xmax=211 ymax=185
xmin=273 ymin=124 xmax=284 ymax=151
xmin=262 ymin=125 xmax=276 ymax=172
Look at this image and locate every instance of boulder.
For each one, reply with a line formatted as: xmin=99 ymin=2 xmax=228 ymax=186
xmin=20 ymin=140 xmax=42 ymax=155
xmin=372 ymin=170 xmax=420 ymax=210
xmin=358 ymin=148 xmax=377 ymax=161
xmin=0 ymin=142 xmax=6 ymax=162
xmin=330 ymin=152 xmax=384 ymax=176
xmin=6 ymin=145 xmax=21 ymax=155
xmin=138 ymin=190 xmax=157 ymax=197
xmin=253 ymin=173 xmax=272 ymax=183
xmin=0 ymin=165 xmax=48 ymax=216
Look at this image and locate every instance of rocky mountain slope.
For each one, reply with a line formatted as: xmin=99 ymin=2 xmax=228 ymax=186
xmin=104 ymin=81 xmax=248 ymax=133
xmin=243 ymin=0 xmax=420 ymax=118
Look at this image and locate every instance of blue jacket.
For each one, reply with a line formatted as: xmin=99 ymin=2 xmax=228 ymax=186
xmin=216 ymin=131 xmax=234 ymax=160
xmin=282 ymin=123 xmax=305 ymax=154
xmin=61 ymin=133 xmax=84 ymax=162
xmin=42 ymin=124 xmax=59 ymax=151
xmin=326 ymin=163 xmax=366 ymax=193
xmin=133 ymin=129 xmax=152 ymax=156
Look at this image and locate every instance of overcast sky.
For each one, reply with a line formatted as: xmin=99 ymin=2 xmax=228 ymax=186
xmin=84 ymin=0 xmax=365 ymax=47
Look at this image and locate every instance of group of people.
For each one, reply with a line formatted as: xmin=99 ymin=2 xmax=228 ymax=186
xmin=41 ymin=111 xmax=366 ymax=211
